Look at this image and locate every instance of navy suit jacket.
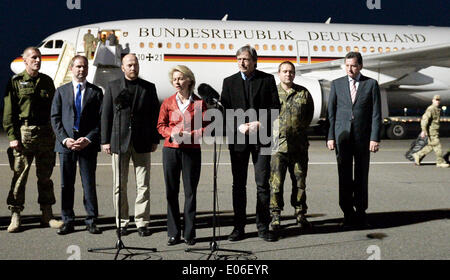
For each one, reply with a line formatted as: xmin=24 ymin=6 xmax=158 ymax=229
xmin=327 ymin=74 xmax=381 ymax=144
xmin=220 ymin=70 xmax=280 ymax=152
xmin=51 ymin=81 xmax=103 ymax=154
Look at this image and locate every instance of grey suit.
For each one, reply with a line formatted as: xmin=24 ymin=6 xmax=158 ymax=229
xmin=51 ymin=81 xmax=103 ymax=225
xmin=327 ymin=75 xmax=381 ymax=218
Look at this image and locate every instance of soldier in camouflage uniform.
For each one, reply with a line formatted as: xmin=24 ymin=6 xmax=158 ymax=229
xmin=83 ymin=29 xmax=96 ymax=59
xmin=412 ymin=95 xmax=449 ymax=168
xmin=3 ymin=47 xmax=63 ymax=232
xmin=270 ymin=61 xmax=314 ymax=229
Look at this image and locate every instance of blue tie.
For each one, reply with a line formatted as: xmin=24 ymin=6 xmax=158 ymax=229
xmin=74 ymin=83 xmax=82 ymax=131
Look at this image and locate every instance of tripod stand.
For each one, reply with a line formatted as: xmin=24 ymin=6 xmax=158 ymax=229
xmin=185 ymin=108 xmax=252 ymax=259
xmin=88 ymin=93 xmax=156 ymax=260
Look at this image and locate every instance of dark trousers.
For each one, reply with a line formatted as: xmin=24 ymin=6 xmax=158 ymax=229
xmin=162 ymin=147 xmax=201 ymax=240
xmin=59 ymin=150 xmax=99 ymax=225
xmin=335 ymin=127 xmax=370 ymax=217
xmin=230 ymin=145 xmax=271 ymax=232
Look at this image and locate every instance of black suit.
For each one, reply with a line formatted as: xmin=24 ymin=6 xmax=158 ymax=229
xmin=101 ymin=76 xmax=160 ymax=153
xmin=221 ymin=70 xmax=280 ymax=231
xmin=50 ymin=81 xmax=103 ymax=225
xmin=327 ymin=74 xmax=381 ymax=219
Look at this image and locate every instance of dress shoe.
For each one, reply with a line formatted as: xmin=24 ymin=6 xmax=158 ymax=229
xmin=86 ymin=224 xmax=102 ymax=234
xmin=228 ymin=228 xmax=245 ymax=241
xmin=57 ymin=223 xmax=75 ymax=235
xmin=258 ymin=229 xmax=278 ymax=242
xmin=137 ymin=226 xmax=151 ymax=237
xmin=117 ymin=227 xmax=128 ymax=236
xmin=167 ymin=236 xmax=180 ymax=246
xmin=184 ymin=239 xmax=196 ymax=246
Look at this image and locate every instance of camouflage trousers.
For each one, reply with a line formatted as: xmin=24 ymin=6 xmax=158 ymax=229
xmin=7 ymin=125 xmax=56 ymax=211
xmin=269 ymin=151 xmax=308 ymax=214
xmin=415 ymin=135 xmax=446 ymax=164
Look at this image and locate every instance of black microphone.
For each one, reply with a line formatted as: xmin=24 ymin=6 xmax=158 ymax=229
xmin=197 ymin=83 xmax=223 ymax=108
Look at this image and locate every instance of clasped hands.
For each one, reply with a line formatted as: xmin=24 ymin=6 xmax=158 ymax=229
xmin=65 ymin=137 xmax=90 ymax=151
xmin=238 ymin=121 xmax=261 ymax=135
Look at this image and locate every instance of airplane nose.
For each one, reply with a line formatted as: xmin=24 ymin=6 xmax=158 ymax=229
xmin=10 ymin=57 xmax=25 ymax=74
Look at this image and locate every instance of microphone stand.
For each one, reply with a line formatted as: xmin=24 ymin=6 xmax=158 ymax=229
xmin=185 ymin=101 xmax=252 ymax=260
xmin=88 ymin=97 xmax=156 ymax=260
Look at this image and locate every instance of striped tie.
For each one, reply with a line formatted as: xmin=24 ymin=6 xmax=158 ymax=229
xmin=350 ymin=79 xmax=357 ymax=104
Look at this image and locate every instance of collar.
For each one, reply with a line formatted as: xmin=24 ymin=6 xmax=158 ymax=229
xmin=348 ymin=74 xmax=361 ymax=83
xmin=176 ymin=92 xmax=194 ymax=104
xmin=240 ymin=71 xmax=255 ymax=81
xmin=72 ymin=80 xmax=87 ymax=90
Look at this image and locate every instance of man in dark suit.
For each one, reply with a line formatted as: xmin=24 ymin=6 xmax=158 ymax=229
xmin=221 ymin=45 xmax=280 ymax=242
xmin=51 ymin=55 xmax=103 ymax=235
xmin=327 ymin=52 xmax=381 ymax=228
xmin=101 ymin=53 xmax=160 ymax=237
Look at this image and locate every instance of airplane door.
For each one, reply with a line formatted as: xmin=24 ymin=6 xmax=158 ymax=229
xmin=76 ymin=27 xmax=100 ymax=54
xmin=296 ymin=40 xmax=310 ymax=64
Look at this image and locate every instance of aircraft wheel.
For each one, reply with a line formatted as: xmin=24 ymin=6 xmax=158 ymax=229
xmin=386 ymin=123 xmax=406 ymax=139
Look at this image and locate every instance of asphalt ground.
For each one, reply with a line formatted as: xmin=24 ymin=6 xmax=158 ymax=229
xmin=0 ymin=133 xmax=448 ymax=262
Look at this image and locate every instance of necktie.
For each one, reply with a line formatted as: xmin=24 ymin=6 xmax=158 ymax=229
xmin=74 ymin=83 xmax=82 ymax=131
xmin=350 ymin=79 xmax=357 ymax=104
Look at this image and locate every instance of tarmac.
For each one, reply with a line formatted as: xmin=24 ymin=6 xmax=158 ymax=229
xmin=0 ymin=133 xmax=448 ymax=261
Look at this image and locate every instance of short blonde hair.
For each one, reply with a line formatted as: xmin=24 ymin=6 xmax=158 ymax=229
xmin=169 ymin=65 xmax=196 ymax=93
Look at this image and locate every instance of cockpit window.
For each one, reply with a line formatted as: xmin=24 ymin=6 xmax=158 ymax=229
xmin=37 ymin=41 xmax=46 ymax=48
xmin=55 ymin=40 xmax=64 ymax=48
xmin=44 ymin=40 xmax=54 ymax=48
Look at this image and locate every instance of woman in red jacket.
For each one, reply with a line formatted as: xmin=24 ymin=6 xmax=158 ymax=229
xmin=157 ymin=65 xmax=208 ymax=246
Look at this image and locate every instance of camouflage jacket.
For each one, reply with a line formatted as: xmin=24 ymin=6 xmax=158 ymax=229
xmin=273 ymin=83 xmax=314 ymax=153
xmin=3 ymin=70 xmax=55 ymax=141
xmin=421 ymin=104 xmax=440 ymax=136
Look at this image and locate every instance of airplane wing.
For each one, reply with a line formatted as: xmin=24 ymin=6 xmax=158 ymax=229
xmin=297 ymin=43 xmax=450 ymax=86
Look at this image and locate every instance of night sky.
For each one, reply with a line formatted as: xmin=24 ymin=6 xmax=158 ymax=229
xmin=0 ymin=0 xmax=449 ymax=115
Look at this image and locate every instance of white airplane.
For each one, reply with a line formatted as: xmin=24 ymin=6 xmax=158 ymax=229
xmin=10 ymin=18 xmax=450 ymax=137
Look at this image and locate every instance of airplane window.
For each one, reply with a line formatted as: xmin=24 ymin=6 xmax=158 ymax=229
xmin=158 ymin=43 xmax=163 ymax=48
xmin=185 ymin=43 xmax=190 ymax=49
xmin=202 ymin=43 xmax=207 ymax=49
xmin=401 ymin=47 xmax=406 ymax=50
xmin=393 ymin=47 xmax=398 ymax=51
xmin=353 ymin=46 xmax=359 ymax=52
xmin=280 ymin=45 xmax=285 ymax=51
xmin=263 ymin=44 xmax=268 ymax=50
xmin=329 ymin=46 xmax=335 ymax=52
xmin=288 ymin=45 xmax=293 ymax=51
xmin=254 ymin=44 xmax=259 ymax=50
xmin=362 ymin=47 xmax=367 ymax=53
xmin=220 ymin=44 xmax=225 ymax=50
xmin=139 ymin=42 xmax=144 ymax=48
xmin=148 ymin=42 xmax=154 ymax=48
xmin=176 ymin=43 xmax=181 ymax=49
xmin=378 ymin=47 xmax=383 ymax=53
xmin=346 ymin=46 xmax=351 ymax=52
xmin=194 ymin=43 xmax=199 ymax=49
xmin=167 ymin=43 xmax=172 ymax=49
xmin=386 ymin=47 xmax=391 ymax=52
xmin=55 ymin=40 xmax=64 ymax=48
xmin=321 ymin=46 xmax=326 ymax=52
xmin=211 ymin=43 xmax=216 ymax=49
xmin=37 ymin=41 xmax=46 ymax=48
xmin=370 ymin=46 xmax=375 ymax=52
xmin=338 ymin=46 xmax=343 ymax=52
xmin=272 ymin=45 xmax=276 ymax=51
xmin=313 ymin=45 xmax=318 ymax=51
xmin=229 ymin=44 xmax=234 ymax=50
xmin=44 ymin=40 xmax=54 ymax=48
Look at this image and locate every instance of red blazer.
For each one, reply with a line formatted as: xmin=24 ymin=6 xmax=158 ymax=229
xmin=157 ymin=93 xmax=208 ymax=149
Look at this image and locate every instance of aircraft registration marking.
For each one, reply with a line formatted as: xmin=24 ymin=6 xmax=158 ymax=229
xmin=136 ymin=53 xmax=164 ymax=62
